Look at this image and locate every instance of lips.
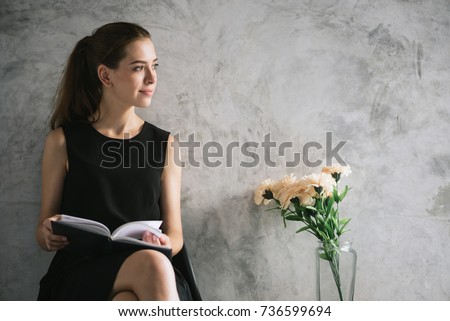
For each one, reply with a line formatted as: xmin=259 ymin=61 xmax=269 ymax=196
xmin=139 ymin=90 xmax=154 ymax=96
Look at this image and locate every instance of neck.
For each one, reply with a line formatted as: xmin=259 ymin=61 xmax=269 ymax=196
xmin=92 ymin=96 xmax=143 ymax=138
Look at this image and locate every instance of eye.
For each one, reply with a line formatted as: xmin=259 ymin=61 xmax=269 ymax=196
xmin=133 ymin=65 xmax=144 ymax=71
xmin=152 ymin=63 xmax=159 ymax=71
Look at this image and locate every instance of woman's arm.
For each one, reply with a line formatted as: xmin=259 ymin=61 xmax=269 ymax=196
xmin=35 ymin=128 xmax=69 ymax=251
xmin=158 ymin=134 xmax=183 ymax=256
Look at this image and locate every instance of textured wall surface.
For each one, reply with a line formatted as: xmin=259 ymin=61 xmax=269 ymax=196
xmin=1 ymin=0 xmax=449 ymax=300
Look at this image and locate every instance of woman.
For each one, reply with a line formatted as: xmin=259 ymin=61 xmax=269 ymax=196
xmin=36 ymin=22 xmax=190 ymax=300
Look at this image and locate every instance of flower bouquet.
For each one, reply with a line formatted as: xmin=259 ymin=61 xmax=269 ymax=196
xmin=254 ymin=165 xmax=355 ymax=300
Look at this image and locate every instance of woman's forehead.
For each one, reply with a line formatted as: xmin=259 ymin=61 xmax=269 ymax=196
xmin=123 ymin=38 xmax=157 ymax=63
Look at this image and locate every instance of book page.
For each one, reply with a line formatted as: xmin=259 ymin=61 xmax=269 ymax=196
xmin=112 ymin=236 xmax=165 ymax=247
xmin=112 ymin=221 xmax=163 ymax=239
xmin=59 ymin=214 xmax=111 ymax=236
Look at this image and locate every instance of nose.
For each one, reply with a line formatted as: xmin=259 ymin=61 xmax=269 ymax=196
xmin=144 ymin=67 xmax=156 ymax=85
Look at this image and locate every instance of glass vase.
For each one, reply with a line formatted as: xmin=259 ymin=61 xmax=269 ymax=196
xmin=315 ymin=240 xmax=357 ymax=301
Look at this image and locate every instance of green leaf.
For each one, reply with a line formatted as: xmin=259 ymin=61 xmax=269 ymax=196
xmin=333 ymin=188 xmax=340 ymax=203
xmin=293 ymin=203 xmax=305 ymax=218
xmin=339 ymin=185 xmax=350 ymax=202
xmin=316 ymin=212 xmax=323 ymax=219
xmin=325 ymin=222 xmax=334 ymax=239
xmin=332 ymin=215 xmax=338 ymax=229
xmin=285 ymin=214 xmax=302 ymax=221
xmin=296 ymin=226 xmax=310 ymax=233
xmin=316 ymin=213 xmax=325 ymax=224
xmin=326 ymin=197 xmax=334 ymax=215
xmin=307 ymin=229 xmax=320 ymax=238
xmin=338 ymin=218 xmax=351 ymax=234
xmin=307 ymin=217 xmax=317 ymax=230
xmin=302 ymin=212 xmax=311 ymax=224
xmin=319 ymin=253 xmax=330 ymax=261
xmin=305 ymin=206 xmax=317 ymax=212
xmin=317 ymin=230 xmax=328 ymax=239
xmin=328 ymin=208 xmax=336 ymax=221
xmin=339 ymin=217 xmax=351 ymax=225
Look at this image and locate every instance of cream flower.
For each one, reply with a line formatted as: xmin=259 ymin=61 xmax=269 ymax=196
xmin=298 ymin=192 xmax=316 ymax=206
xmin=254 ymin=178 xmax=276 ymax=205
xmin=277 ymin=179 xmax=317 ymax=209
xmin=270 ymin=173 xmax=297 ymax=200
xmin=322 ymin=164 xmax=351 ymax=177
xmin=278 ymin=180 xmax=306 ymax=209
xmin=302 ymin=172 xmax=336 ymax=197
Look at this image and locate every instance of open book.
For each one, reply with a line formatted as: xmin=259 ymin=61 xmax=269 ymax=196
xmin=52 ymin=214 xmax=171 ymax=259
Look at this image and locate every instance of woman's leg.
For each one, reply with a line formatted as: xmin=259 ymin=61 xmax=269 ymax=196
xmin=110 ymin=250 xmax=179 ymax=301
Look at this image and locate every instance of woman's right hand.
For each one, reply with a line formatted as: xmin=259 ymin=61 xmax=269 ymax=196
xmin=142 ymin=231 xmax=172 ymax=249
xmin=37 ymin=215 xmax=69 ymax=252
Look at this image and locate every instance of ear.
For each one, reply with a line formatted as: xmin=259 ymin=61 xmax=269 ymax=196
xmin=97 ymin=64 xmax=112 ymax=87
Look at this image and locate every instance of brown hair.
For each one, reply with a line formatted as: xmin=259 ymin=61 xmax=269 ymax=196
xmin=49 ymin=22 xmax=151 ymax=129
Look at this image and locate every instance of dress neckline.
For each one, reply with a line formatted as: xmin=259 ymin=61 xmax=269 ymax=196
xmin=88 ymin=121 xmax=147 ymax=141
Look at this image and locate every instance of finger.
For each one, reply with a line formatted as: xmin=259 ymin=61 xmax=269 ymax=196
xmin=142 ymin=230 xmax=153 ymax=243
xmin=49 ymin=234 xmax=68 ymax=243
xmin=152 ymin=234 xmax=161 ymax=246
xmin=44 ymin=215 xmax=62 ymax=229
xmin=47 ymin=240 xmax=68 ymax=251
xmin=159 ymin=234 xmax=169 ymax=246
xmin=48 ymin=237 xmax=68 ymax=246
xmin=43 ymin=219 xmax=53 ymax=230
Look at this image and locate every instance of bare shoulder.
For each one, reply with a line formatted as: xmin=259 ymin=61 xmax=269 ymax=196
xmin=166 ymin=134 xmax=180 ymax=157
xmin=167 ymin=134 xmax=176 ymax=144
xmin=163 ymin=133 xmax=181 ymax=174
xmin=44 ymin=127 xmax=66 ymax=154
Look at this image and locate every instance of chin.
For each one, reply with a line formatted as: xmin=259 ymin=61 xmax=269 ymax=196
xmin=135 ymin=100 xmax=153 ymax=108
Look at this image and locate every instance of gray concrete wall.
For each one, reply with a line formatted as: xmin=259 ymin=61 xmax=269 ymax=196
xmin=1 ymin=0 xmax=449 ymax=300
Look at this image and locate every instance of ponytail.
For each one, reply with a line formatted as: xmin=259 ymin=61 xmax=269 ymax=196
xmin=49 ymin=22 xmax=151 ymax=129
xmin=50 ymin=36 xmax=101 ymax=129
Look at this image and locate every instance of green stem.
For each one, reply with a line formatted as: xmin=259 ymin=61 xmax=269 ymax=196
xmin=334 ymin=181 xmax=340 ymax=238
xmin=324 ymin=243 xmax=344 ymax=301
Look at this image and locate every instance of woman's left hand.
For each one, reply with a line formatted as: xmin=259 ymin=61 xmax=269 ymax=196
xmin=142 ymin=231 xmax=172 ymax=249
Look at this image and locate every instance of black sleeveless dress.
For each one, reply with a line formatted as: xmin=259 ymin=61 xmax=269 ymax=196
xmin=37 ymin=121 xmax=191 ymax=300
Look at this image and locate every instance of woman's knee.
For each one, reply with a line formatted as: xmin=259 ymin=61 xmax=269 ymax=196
xmin=112 ymin=250 xmax=178 ymax=300
xmin=124 ymin=250 xmax=174 ymax=280
xmin=112 ymin=290 xmax=139 ymax=301
xmin=135 ymin=250 xmax=172 ymax=273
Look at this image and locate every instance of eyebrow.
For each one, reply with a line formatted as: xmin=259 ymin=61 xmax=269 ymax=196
xmin=129 ymin=58 xmax=158 ymax=65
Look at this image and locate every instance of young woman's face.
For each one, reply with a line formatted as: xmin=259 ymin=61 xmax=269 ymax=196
xmin=107 ymin=38 xmax=158 ymax=108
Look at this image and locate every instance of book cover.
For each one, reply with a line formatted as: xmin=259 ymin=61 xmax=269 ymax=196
xmin=52 ymin=219 xmax=172 ymax=260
